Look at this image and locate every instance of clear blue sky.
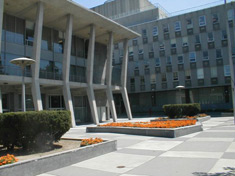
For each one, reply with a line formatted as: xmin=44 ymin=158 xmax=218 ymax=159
xmin=73 ymin=0 xmax=228 ymax=14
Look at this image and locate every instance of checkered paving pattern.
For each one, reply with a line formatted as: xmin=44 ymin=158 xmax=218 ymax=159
xmin=38 ymin=117 xmax=235 ymax=176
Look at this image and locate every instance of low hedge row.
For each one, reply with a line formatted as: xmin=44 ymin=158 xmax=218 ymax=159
xmin=0 ymin=110 xmax=71 ymax=150
xmin=163 ymin=103 xmax=201 ymax=118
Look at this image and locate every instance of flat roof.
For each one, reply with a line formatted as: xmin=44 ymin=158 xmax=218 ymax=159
xmin=4 ymin=0 xmax=140 ymax=44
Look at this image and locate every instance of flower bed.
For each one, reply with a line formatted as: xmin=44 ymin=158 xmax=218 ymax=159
xmin=0 ymin=154 xmax=18 ymax=166
xmin=99 ymin=119 xmax=197 ymax=128
xmin=81 ymin=138 xmax=103 ymax=146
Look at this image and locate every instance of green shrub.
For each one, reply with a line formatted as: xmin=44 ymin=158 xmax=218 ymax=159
xmin=0 ymin=110 xmax=71 ymax=150
xmin=163 ymin=103 xmax=201 ymax=118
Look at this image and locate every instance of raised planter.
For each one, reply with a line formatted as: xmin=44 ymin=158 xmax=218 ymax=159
xmin=0 ymin=139 xmax=117 ymax=176
xmin=197 ymin=116 xmax=211 ymax=122
xmin=87 ymin=123 xmax=203 ymax=138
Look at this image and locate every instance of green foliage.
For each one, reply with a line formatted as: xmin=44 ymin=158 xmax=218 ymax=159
xmin=0 ymin=111 xmax=71 ymax=150
xmin=163 ymin=103 xmax=201 ymax=119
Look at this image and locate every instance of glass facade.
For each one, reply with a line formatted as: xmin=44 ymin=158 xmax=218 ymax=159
xmin=1 ymin=13 xmax=87 ymax=82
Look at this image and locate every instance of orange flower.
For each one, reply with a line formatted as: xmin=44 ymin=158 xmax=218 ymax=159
xmin=81 ymin=138 xmax=103 ymax=147
xmin=0 ymin=154 xmax=18 ymax=166
xmin=99 ymin=120 xmax=197 ymax=129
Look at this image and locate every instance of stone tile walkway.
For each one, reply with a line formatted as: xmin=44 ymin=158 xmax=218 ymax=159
xmin=38 ymin=117 xmax=235 ymax=176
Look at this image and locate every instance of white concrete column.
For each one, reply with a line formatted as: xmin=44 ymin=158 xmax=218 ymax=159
xmin=31 ymin=2 xmax=43 ymax=111
xmin=0 ymin=0 xmax=4 ymax=54
xmin=0 ymin=88 xmax=2 ymax=113
xmin=62 ymin=14 xmax=76 ymax=127
xmin=121 ymin=39 xmax=133 ymax=120
xmin=86 ymin=24 xmax=99 ymax=125
xmin=106 ymin=32 xmax=117 ymax=122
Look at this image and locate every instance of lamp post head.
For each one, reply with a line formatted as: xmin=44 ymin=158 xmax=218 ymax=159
xmin=176 ymin=85 xmax=185 ymax=90
xmin=10 ymin=57 xmax=35 ymax=68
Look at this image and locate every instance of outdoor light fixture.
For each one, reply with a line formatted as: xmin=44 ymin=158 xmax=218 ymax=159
xmin=10 ymin=58 xmax=35 ymax=112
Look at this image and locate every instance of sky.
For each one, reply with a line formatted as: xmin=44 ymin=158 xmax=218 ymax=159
xmin=73 ymin=0 xmax=228 ymax=14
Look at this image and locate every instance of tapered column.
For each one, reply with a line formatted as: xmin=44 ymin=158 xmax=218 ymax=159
xmin=62 ymin=14 xmax=76 ymax=127
xmin=121 ymin=39 xmax=133 ymax=120
xmin=0 ymin=0 xmax=4 ymax=55
xmin=106 ymin=32 xmax=117 ymax=122
xmin=0 ymin=88 xmax=2 ymax=113
xmin=86 ymin=25 xmax=99 ymax=125
xmin=31 ymin=2 xmax=43 ymax=111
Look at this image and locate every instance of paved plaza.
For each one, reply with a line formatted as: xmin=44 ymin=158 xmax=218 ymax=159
xmin=38 ymin=117 xmax=235 ymax=176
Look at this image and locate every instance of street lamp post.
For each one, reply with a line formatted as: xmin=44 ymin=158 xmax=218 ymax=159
xmin=10 ymin=58 xmax=35 ymax=112
xmin=176 ymin=85 xmax=185 ymax=104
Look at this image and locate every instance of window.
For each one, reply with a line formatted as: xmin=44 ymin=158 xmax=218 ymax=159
xmin=140 ymin=76 xmax=145 ymax=85
xmin=138 ymin=45 xmax=143 ymax=54
xmin=197 ymin=68 xmax=204 ymax=79
xmin=130 ymin=78 xmax=135 ymax=85
xmin=189 ymin=52 xmax=196 ymax=62
xmin=212 ymin=14 xmax=219 ymax=24
xmin=224 ymin=65 xmax=231 ymax=76
xmin=203 ymin=51 xmax=209 ymax=60
xmin=42 ymin=27 xmax=52 ymax=50
xmin=185 ymin=70 xmax=191 ymax=80
xmin=195 ymin=35 xmax=201 ymax=44
xmin=216 ymin=49 xmax=222 ymax=58
xmin=199 ymin=16 xmax=206 ymax=26
xmin=163 ymin=24 xmax=169 ymax=33
xmin=156 ymin=58 xmax=160 ymax=67
xmin=211 ymin=67 xmax=217 ymax=78
xmin=161 ymin=73 xmax=167 ymax=82
xmin=228 ymin=9 xmax=234 ymax=21
xmin=142 ymin=29 xmax=147 ymax=37
xmin=221 ymin=30 xmax=228 ymax=40
xmin=53 ymin=30 xmax=64 ymax=53
xmin=187 ymin=18 xmax=193 ymax=28
xmin=166 ymin=56 xmax=172 ymax=65
xmin=145 ymin=65 xmax=150 ymax=75
xmin=175 ymin=21 xmax=181 ymax=31
xmin=159 ymin=43 xmax=165 ymax=50
xmin=151 ymin=74 xmax=156 ymax=83
xmin=208 ymin=32 xmax=214 ymax=42
xmin=171 ymin=39 xmax=176 ymax=48
xmin=26 ymin=20 xmax=34 ymax=46
xmin=178 ymin=56 xmax=184 ymax=64
xmin=128 ymin=46 xmax=133 ymax=56
xmin=132 ymin=39 xmax=138 ymax=46
xmin=153 ymin=26 xmax=158 ymax=36
xmin=173 ymin=72 xmax=178 ymax=81
xmin=182 ymin=37 xmax=188 ymax=47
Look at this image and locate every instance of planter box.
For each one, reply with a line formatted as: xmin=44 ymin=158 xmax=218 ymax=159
xmin=87 ymin=123 xmax=203 ymax=138
xmin=0 ymin=139 xmax=117 ymax=176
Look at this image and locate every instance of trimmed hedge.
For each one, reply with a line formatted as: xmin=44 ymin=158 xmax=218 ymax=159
xmin=0 ymin=110 xmax=71 ymax=150
xmin=163 ymin=103 xmax=201 ymax=119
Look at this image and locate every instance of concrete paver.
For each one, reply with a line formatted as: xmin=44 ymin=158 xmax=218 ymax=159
xmin=38 ymin=116 xmax=235 ymax=176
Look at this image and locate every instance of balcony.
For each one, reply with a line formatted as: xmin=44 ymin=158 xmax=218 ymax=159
xmin=0 ymin=65 xmax=32 ymax=77
xmin=213 ymin=23 xmax=220 ymax=30
xmin=185 ymin=80 xmax=192 ymax=87
xmin=190 ymin=62 xmax=197 ymax=69
xmin=198 ymin=79 xmax=204 ymax=86
xmin=195 ymin=43 xmax=201 ymax=51
xmin=70 ymin=75 xmax=86 ymax=83
xmin=153 ymin=36 xmax=158 ymax=42
xmin=228 ymin=20 xmax=233 ymax=28
xmin=164 ymin=33 xmax=170 ymax=40
xmin=216 ymin=58 xmax=223 ymax=66
xmin=140 ymin=85 xmax=145 ymax=91
xmin=208 ymin=41 xmax=215 ymax=49
xmin=173 ymin=81 xmax=179 ymax=88
xmin=183 ymin=46 xmax=189 ymax=53
xmin=129 ymin=55 xmax=134 ymax=61
xmin=155 ymin=67 xmax=161 ymax=73
xmin=187 ymin=28 xmax=193 ymax=35
xmin=203 ymin=60 xmax=210 ymax=67
xmin=151 ymin=84 xmax=156 ymax=90
xmin=40 ymin=70 xmax=62 ymax=80
xmin=225 ymin=76 xmax=231 ymax=84
xmin=149 ymin=52 xmax=154 ymax=59
xmin=130 ymin=85 xmax=135 ymax=92
xmin=139 ymin=53 xmax=144 ymax=60
xmin=199 ymin=26 xmax=206 ymax=33
xmin=171 ymin=48 xmax=177 ymax=55
xmin=175 ymin=31 xmax=181 ymax=38
xmin=166 ymin=65 xmax=172 ymax=72
xmin=159 ymin=50 xmax=165 ymax=57
xmin=178 ymin=64 xmax=184 ymax=71
xmin=143 ymin=37 xmax=148 ymax=44
xmin=162 ymin=83 xmax=167 ymax=89
xmin=221 ymin=40 xmax=228 ymax=47
xmin=211 ymin=78 xmax=218 ymax=85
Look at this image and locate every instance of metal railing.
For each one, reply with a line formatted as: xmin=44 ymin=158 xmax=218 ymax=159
xmin=39 ymin=70 xmax=62 ymax=80
xmin=0 ymin=65 xmax=32 ymax=77
xmin=70 ymin=74 xmax=86 ymax=83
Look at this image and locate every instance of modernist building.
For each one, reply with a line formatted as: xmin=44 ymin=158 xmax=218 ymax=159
xmin=0 ymin=0 xmax=140 ymax=126
xmin=93 ymin=0 xmax=235 ymax=114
